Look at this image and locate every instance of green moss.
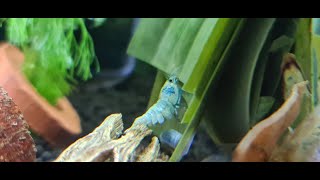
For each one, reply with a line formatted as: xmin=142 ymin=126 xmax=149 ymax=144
xmin=4 ymin=18 xmax=99 ymax=105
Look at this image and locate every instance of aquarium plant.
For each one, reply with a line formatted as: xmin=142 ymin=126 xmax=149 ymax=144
xmin=0 ymin=18 xmax=103 ymax=105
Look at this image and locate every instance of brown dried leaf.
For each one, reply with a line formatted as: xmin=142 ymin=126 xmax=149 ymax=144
xmin=232 ymin=81 xmax=308 ymax=162
xmin=0 ymin=86 xmax=36 ymax=162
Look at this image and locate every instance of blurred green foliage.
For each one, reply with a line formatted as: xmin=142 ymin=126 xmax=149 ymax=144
xmin=2 ymin=18 xmax=99 ymax=105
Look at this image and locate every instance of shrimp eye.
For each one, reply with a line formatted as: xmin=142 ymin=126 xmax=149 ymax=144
xmin=169 ymin=79 xmax=173 ymax=83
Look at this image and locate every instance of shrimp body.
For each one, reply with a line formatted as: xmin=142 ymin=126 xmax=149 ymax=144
xmin=134 ymin=76 xmax=182 ymax=126
xmin=133 ymin=75 xmax=193 ymax=157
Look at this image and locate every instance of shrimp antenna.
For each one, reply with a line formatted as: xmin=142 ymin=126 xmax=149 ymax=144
xmin=163 ymin=65 xmax=183 ymax=80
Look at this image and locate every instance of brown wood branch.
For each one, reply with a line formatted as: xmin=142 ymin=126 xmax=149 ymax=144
xmin=55 ymin=113 xmax=168 ymax=162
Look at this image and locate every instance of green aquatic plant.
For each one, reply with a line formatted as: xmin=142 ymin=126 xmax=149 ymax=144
xmin=3 ymin=18 xmax=100 ymax=105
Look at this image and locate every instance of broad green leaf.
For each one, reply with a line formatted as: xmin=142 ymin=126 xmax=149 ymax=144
xmin=203 ymin=18 xmax=276 ymax=143
xmin=313 ymin=49 xmax=318 ymax=106
xmin=128 ymin=18 xmax=239 ymax=96
xmin=294 ymin=18 xmax=312 ymax=106
xmin=127 ymin=18 xmax=172 ymax=62
xmin=312 ymin=18 xmax=320 ymax=105
xmin=179 ymin=18 xmax=218 ymax=91
xmin=252 ymin=96 xmax=276 ymax=124
xmin=291 ymin=18 xmax=313 ymax=127
xmin=152 ymin=18 xmax=206 ymax=77
xmin=128 ymin=18 xmax=205 ymax=78
xmin=180 ymin=19 xmax=240 ymax=125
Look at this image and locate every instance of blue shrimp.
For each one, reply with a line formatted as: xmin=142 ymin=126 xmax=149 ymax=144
xmin=133 ymin=76 xmax=182 ymax=126
xmin=133 ymin=75 xmax=193 ymax=157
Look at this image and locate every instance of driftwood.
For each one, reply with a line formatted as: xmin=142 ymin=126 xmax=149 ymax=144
xmin=55 ymin=113 xmax=168 ymax=162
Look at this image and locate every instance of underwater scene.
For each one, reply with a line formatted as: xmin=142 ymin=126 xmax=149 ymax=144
xmin=0 ymin=18 xmax=319 ymax=162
